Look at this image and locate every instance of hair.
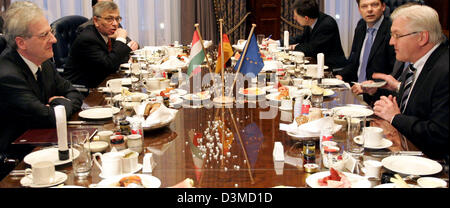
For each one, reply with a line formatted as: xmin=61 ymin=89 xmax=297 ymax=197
xmin=92 ymin=0 xmax=113 ymax=7
xmin=355 ymin=0 xmax=385 ymax=6
xmin=293 ymin=0 xmax=320 ymax=19
xmin=390 ymin=5 xmax=444 ymax=44
xmin=93 ymin=1 xmax=119 ymax=17
xmin=3 ymin=1 xmax=44 ymax=49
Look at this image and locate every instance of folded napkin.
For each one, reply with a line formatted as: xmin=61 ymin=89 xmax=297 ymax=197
xmin=280 ymin=117 xmax=341 ymax=137
xmin=130 ymin=101 xmax=178 ymax=128
xmin=160 ymin=56 xmax=188 ymax=70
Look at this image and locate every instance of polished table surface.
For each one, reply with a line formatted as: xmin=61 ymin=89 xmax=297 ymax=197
xmin=0 ymin=72 xmax=446 ymax=188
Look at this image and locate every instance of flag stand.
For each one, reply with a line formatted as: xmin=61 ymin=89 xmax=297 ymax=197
xmin=213 ymin=19 xmax=234 ymax=105
xmin=227 ymin=24 xmax=257 ymax=98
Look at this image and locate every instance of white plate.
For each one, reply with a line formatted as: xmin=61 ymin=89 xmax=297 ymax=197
xmin=20 ymin=171 xmax=68 ymax=188
xmin=354 ymin=136 xmax=393 ymax=149
xmin=113 ymin=92 xmax=149 ymax=102
xmin=24 ymin=148 xmax=80 ymax=166
xmin=279 ymin=106 xmax=293 ymax=111
xmin=238 ymin=88 xmax=266 ymax=97
xmin=99 ymin=164 xmax=143 ymax=179
xmin=321 ymin=78 xmax=345 ymax=86
xmin=361 ymin=81 xmax=387 ymax=88
xmin=417 ymin=177 xmax=448 ymax=188
xmin=382 ymin=156 xmax=443 ymax=176
xmin=306 ymin=171 xmax=372 ymax=188
xmin=332 ymin=106 xmax=374 ymax=117
xmin=374 ymin=183 xmax=420 ymax=188
xmin=79 ymin=107 xmax=120 ymax=119
xmin=96 ymin=174 xmax=161 ymax=188
xmin=109 ymin=78 xmax=138 ymax=86
xmin=143 ymin=118 xmax=173 ymax=130
xmin=182 ymin=93 xmax=211 ymax=101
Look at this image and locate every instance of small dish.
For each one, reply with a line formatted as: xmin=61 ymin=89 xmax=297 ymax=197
xmin=417 ymin=177 xmax=447 ymax=188
xmin=85 ymin=141 xmax=109 ymax=153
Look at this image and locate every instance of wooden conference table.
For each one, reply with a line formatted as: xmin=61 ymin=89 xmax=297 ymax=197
xmin=0 ymin=71 xmax=444 ymax=188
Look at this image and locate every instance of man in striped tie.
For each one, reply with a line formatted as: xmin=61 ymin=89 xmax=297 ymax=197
xmin=371 ymin=5 xmax=448 ymax=160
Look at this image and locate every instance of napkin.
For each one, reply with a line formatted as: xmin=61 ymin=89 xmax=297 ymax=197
xmin=160 ymin=56 xmax=188 ymax=70
xmin=131 ymin=101 xmax=178 ymax=128
xmin=280 ymin=117 xmax=341 ymax=137
xmin=54 ymin=105 xmax=68 ymax=160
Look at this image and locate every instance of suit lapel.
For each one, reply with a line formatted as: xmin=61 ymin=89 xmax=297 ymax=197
xmin=403 ymin=43 xmax=447 ymax=112
xmin=367 ymin=18 xmax=389 ymax=63
xmin=10 ymin=51 xmax=44 ymax=102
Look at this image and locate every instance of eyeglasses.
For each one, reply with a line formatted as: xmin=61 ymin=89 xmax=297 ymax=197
xmin=97 ymin=16 xmax=122 ymax=24
xmin=391 ymin=31 xmax=421 ymax=39
xmin=28 ymin=28 xmax=56 ymax=41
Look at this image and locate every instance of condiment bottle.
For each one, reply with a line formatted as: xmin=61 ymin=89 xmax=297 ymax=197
xmin=110 ymin=135 xmax=126 ymax=151
xmin=120 ymin=120 xmax=131 ymax=135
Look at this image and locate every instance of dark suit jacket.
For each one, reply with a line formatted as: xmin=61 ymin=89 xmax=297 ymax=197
xmin=63 ymin=24 xmax=131 ymax=88
xmin=0 ymin=50 xmax=84 ymax=153
xmin=392 ymin=42 xmax=449 ymax=160
xmin=288 ymin=12 xmax=347 ymax=69
xmin=336 ymin=17 xmax=396 ymax=83
xmin=76 ymin=18 xmax=133 ymax=45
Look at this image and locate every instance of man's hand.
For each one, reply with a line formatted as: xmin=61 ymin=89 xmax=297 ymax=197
xmin=360 ymin=80 xmax=378 ymax=95
xmin=351 ymin=83 xmax=363 ymax=95
xmin=373 ymin=95 xmax=401 ymax=122
xmin=335 ymin=75 xmax=343 ymax=80
xmin=128 ymin=40 xmax=139 ymax=51
xmin=372 ymin=73 xmax=400 ymax=92
xmin=111 ymin=28 xmax=127 ymax=40
xmin=48 ymin=96 xmax=69 ymax=104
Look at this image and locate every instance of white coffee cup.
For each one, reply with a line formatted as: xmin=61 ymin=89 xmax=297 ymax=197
xmin=25 ymin=161 xmax=56 ymax=185
xmin=160 ymin=79 xmax=170 ymax=89
xmin=293 ymin=78 xmax=303 ymax=86
xmin=363 ymin=160 xmax=383 ymax=179
xmin=122 ymin=150 xmax=139 ymax=173
xmin=93 ymin=152 xmax=123 ymax=178
xmin=107 ymin=79 xmax=122 ymax=94
xmin=364 ymin=127 xmax=384 ymax=147
xmin=97 ymin=130 xmax=113 ymax=143
xmin=143 ymin=78 xmax=160 ymax=91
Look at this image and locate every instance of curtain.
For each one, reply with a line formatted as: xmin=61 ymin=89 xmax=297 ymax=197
xmin=11 ymin=0 xmax=181 ymax=47
xmin=281 ymin=0 xmax=303 ymax=38
xmin=180 ymin=0 xmax=217 ymax=45
xmin=324 ymin=0 xmax=361 ymax=57
xmin=213 ymin=0 xmax=248 ymax=44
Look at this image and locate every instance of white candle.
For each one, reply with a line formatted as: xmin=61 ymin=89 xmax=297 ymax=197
xmin=284 ymin=31 xmax=289 ymax=49
xmin=54 ymin=105 xmax=68 ymax=160
xmin=317 ymin=53 xmax=324 ymax=78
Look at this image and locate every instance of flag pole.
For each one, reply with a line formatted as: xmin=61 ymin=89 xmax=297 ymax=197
xmin=227 ymin=24 xmax=257 ymax=98
xmin=213 ymin=19 xmax=234 ymax=104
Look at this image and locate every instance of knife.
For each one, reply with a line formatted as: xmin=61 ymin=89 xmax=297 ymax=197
xmin=67 ymin=121 xmax=106 ymax=125
xmin=371 ymin=151 xmax=424 ymax=157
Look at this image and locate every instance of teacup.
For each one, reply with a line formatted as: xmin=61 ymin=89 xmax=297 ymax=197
xmin=25 ymin=161 xmax=56 ymax=185
xmin=107 ymin=79 xmax=122 ymax=94
xmin=122 ymin=150 xmax=139 ymax=173
xmin=363 ymin=160 xmax=382 ymax=179
xmin=143 ymin=78 xmax=160 ymax=91
xmin=160 ymin=79 xmax=170 ymax=89
xmin=93 ymin=152 xmax=123 ymax=178
xmin=363 ymin=127 xmax=384 ymax=147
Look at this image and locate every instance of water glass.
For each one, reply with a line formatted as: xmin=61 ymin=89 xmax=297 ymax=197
xmin=345 ymin=115 xmax=366 ymax=157
xmin=70 ymin=130 xmax=92 ymax=179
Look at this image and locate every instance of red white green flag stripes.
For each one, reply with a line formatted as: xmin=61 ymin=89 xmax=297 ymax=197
xmin=187 ymin=30 xmax=206 ymax=76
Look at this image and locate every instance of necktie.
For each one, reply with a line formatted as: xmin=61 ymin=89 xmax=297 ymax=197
xmin=400 ymin=64 xmax=416 ymax=112
xmin=107 ymin=38 xmax=112 ymax=52
xmin=358 ymin=28 xmax=376 ymax=83
xmin=36 ymin=67 xmax=47 ymax=101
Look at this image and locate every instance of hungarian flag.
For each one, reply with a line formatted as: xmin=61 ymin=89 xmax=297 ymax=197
xmin=187 ymin=31 xmax=206 ymax=76
xmin=215 ymin=34 xmax=233 ymax=73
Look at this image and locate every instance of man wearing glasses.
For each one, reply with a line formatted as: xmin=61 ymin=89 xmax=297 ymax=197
xmin=371 ymin=5 xmax=448 ymax=160
xmin=0 ymin=2 xmax=83 ymax=179
xmin=63 ymin=1 xmax=139 ymax=88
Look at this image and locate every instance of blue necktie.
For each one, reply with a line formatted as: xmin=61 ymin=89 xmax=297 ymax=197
xmin=358 ymin=28 xmax=376 ymax=83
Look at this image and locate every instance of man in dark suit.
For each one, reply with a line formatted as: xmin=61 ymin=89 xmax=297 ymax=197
xmin=373 ymin=5 xmax=448 ymax=160
xmin=0 ymin=2 xmax=83 ymax=178
xmin=284 ymin=0 xmax=347 ymax=69
xmin=63 ymin=1 xmax=138 ymax=88
xmin=336 ymin=0 xmax=395 ymax=90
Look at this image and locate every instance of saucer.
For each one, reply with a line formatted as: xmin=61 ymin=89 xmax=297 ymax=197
xmin=279 ymin=106 xmax=293 ymax=111
xmin=354 ymin=136 xmax=393 ymax=149
xmin=99 ymin=164 xmax=143 ymax=179
xmin=20 ymin=171 xmax=67 ymax=188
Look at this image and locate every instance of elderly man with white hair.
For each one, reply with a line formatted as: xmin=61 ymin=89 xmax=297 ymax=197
xmin=371 ymin=5 xmax=448 ymax=160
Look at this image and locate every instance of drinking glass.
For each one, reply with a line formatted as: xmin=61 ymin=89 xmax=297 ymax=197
xmin=70 ymin=130 xmax=92 ymax=179
xmin=257 ymin=34 xmax=265 ymax=45
xmin=345 ymin=115 xmax=367 ymax=174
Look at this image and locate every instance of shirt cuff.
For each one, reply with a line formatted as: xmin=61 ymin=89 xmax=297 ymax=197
xmin=116 ymin=37 xmax=127 ymax=44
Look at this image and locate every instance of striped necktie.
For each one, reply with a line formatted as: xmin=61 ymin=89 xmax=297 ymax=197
xmin=358 ymin=28 xmax=376 ymax=83
xmin=400 ymin=64 xmax=416 ymax=112
xmin=107 ymin=38 xmax=112 ymax=52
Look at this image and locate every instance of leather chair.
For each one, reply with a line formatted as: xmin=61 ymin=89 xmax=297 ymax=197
xmin=51 ymin=15 xmax=89 ymax=73
xmin=383 ymin=0 xmax=425 ymax=17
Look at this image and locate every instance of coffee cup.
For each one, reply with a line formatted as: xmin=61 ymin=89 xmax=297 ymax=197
xmin=160 ymin=79 xmax=170 ymax=89
xmin=143 ymin=78 xmax=160 ymax=91
xmin=93 ymin=152 xmax=123 ymax=178
xmin=97 ymin=130 xmax=114 ymax=143
xmin=363 ymin=160 xmax=382 ymax=179
xmin=121 ymin=150 xmax=139 ymax=173
xmin=106 ymin=79 xmax=122 ymax=94
xmin=363 ymin=127 xmax=384 ymax=147
xmin=25 ymin=161 xmax=56 ymax=185
xmin=280 ymin=98 xmax=292 ymax=110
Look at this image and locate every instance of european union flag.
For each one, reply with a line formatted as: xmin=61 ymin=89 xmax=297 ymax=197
xmin=234 ymin=34 xmax=264 ymax=76
xmin=241 ymin=123 xmax=264 ymax=169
